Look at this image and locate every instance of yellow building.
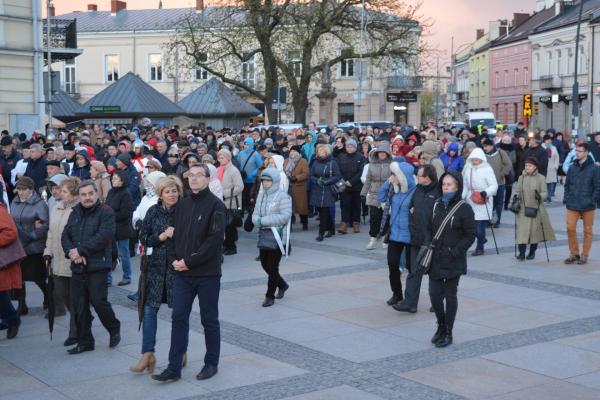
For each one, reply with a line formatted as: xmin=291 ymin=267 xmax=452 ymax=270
xmin=468 ymin=35 xmax=491 ymax=112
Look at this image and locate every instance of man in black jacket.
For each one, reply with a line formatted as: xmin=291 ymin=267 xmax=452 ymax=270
xmin=521 ymin=133 xmax=548 ymax=177
xmin=24 ymin=144 xmax=47 ymax=192
xmin=394 ymin=165 xmax=440 ymax=313
xmin=152 ymin=163 xmax=226 ymax=383
xmin=336 ymin=139 xmax=367 ymax=234
xmin=61 ymin=180 xmax=121 ymax=354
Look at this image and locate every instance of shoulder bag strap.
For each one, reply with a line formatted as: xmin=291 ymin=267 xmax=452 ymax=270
xmin=241 ymin=150 xmax=256 ymax=172
xmin=433 ymin=200 xmax=465 ymax=241
xmin=229 ymin=187 xmax=234 ymax=208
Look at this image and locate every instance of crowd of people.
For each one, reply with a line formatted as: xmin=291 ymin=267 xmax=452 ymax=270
xmin=0 ymin=120 xmax=599 ymax=381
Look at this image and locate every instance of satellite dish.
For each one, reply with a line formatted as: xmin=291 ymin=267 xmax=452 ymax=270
xmin=140 ymin=117 xmax=152 ymax=127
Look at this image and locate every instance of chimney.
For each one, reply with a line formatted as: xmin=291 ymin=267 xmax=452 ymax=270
xmin=87 ymin=4 xmax=97 ymax=11
xmin=111 ymin=0 xmax=126 ymax=16
xmin=476 ymin=29 xmax=485 ymax=40
xmin=196 ymin=0 xmax=204 ymax=13
xmin=49 ymin=5 xmax=55 ymax=16
xmin=555 ymin=1 xmax=563 ymax=16
xmin=512 ymin=13 xmax=529 ymax=29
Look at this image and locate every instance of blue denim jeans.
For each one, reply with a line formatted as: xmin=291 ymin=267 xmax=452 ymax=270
xmin=0 ymin=291 xmax=19 ymax=328
xmin=475 ymin=220 xmax=487 ymax=251
xmin=168 ymin=274 xmax=220 ymax=373
xmin=142 ymin=305 xmax=159 ymax=353
xmin=493 ymin=184 xmax=505 ymax=224
xmin=108 ymin=239 xmax=132 ymax=284
xmin=547 ymin=182 xmax=556 ymax=201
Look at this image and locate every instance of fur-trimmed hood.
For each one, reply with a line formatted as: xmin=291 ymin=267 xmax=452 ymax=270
xmin=389 ymin=161 xmax=416 ymax=193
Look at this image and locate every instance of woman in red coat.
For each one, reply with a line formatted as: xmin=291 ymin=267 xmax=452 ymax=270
xmin=0 ymin=193 xmax=22 ymax=339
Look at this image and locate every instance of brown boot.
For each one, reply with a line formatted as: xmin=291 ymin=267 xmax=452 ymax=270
xmin=130 ymin=352 xmax=156 ymax=373
xmin=352 ymin=223 xmax=360 ymax=233
xmin=338 ymin=222 xmax=348 ymax=234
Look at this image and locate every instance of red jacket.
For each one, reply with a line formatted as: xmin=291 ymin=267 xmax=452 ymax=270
xmin=0 ymin=205 xmax=22 ymax=291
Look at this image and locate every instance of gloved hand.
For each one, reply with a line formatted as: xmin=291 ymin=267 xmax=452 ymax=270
xmin=317 ymin=177 xmax=324 ymax=187
xmin=290 ymin=176 xmax=297 ymax=183
xmin=534 ymin=190 xmax=541 ymax=202
xmin=480 ymin=191 xmax=487 ymax=198
xmin=43 ymin=255 xmax=52 ymax=262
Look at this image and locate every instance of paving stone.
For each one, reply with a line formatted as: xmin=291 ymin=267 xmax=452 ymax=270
xmin=0 ymin=359 xmax=47 ymax=396
xmin=488 ymin=380 xmax=600 ymax=400
xmin=557 ymin=331 xmax=600 ymax=353
xmin=483 ymin=342 xmax=600 ymax=379
xmin=281 ymin=385 xmax=386 ymax=399
xmin=0 ymin=388 xmax=70 ymax=400
xmin=399 ymin=357 xmax=552 ymax=399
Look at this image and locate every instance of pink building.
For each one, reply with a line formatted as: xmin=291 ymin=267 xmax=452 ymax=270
xmin=489 ymin=9 xmax=555 ymax=126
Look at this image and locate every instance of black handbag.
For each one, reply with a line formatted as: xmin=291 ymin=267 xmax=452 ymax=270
xmin=524 ymin=207 xmax=538 ymax=218
xmin=257 ymin=228 xmax=279 ymax=250
xmin=332 ymin=178 xmax=347 ymax=194
xmin=243 ymin=207 xmax=255 ymax=232
xmin=226 ymin=188 xmax=243 ymax=227
xmin=508 ymin=195 xmax=521 ymax=214
xmin=414 ymin=200 xmax=465 ymax=275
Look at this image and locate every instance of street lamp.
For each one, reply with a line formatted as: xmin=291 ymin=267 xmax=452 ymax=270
xmin=46 ymin=0 xmax=54 ymax=136
xmin=572 ymin=0 xmax=584 ymax=139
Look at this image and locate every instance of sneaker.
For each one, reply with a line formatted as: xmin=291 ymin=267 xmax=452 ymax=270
xmin=564 ymin=255 xmax=580 ymax=264
xmin=117 ymin=280 xmax=131 ymax=286
xmin=366 ymin=237 xmax=378 ymax=250
xmin=386 ymin=294 xmax=402 ymax=306
xmin=223 ymin=248 xmax=237 ymax=256
xmin=382 ymin=242 xmax=388 ymax=249
xmin=577 ymin=256 xmax=588 ymax=265
xmin=392 ymin=302 xmax=417 ymax=313
xmin=471 ymin=249 xmax=484 ymax=256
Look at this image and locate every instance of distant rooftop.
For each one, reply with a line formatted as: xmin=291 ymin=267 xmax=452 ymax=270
xmin=491 ymin=7 xmax=556 ymax=47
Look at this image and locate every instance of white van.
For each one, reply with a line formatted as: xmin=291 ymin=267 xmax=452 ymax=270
xmin=466 ymin=112 xmax=497 ymax=136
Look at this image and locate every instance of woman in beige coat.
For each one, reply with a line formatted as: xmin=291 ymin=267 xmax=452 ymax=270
xmin=90 ymin=160 xmax=111 ymax=201
xmin=217 ymin=148 xmax=244 ymax=255
xmin=515 ymin=157 xmax=555 ymax=260
xmin=43 ymin=177 xmax=80 ymax=346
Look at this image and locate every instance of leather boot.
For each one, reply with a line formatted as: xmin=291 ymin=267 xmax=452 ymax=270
xmin=352 ymin=223 xmax=360 ymax=233
xmin=435 ymin=326 xmax=453 ymax=348
xmin=130 ymin=352 xmax=156 ymax=374
xmin=338 ymin=222 xmax=348 ymax=234
xmin=431 ymin=319 xmax=445 ymax=344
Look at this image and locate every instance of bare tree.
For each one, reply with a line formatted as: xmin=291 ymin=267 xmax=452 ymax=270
xmin=164 ymin=0 xmax=428 ymax=124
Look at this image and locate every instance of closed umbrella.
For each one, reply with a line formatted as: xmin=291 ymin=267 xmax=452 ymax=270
xmin=45 ymin=259 xmax=55 ymax=340
xmin=137 ymin=251 xmax=149 ymax=331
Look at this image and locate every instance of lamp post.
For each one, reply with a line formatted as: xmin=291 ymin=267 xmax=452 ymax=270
xmin=46 ymin=0 xmax=53 ymax=136
xmin=572 ymin=0 xmax=585 ymax=139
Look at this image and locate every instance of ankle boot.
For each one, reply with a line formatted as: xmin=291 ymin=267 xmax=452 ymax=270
xmin=516 ymin=253 xmax=525 ymax=261
xmin=526 ymin=251 xmax=536 ymax=260
xmin=130 ymin=352 xmax=156 ymax=373
xmin=338 ymin=222 xmax=348 ymax=234
xmin=352 ymin=223 xmax=360 ymax=233
xmin=16 ymin=301 xmax=28 ymax=316
xmin=431 ymin=322 xmax=445 ymax=344
xmin=435 ymin=326 xmax=453 ymax=348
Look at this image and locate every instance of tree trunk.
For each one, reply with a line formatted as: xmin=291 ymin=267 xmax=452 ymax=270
xmin=293 ymin=97 xmax=309 ymax=124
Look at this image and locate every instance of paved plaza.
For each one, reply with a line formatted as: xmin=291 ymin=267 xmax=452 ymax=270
xmin=2 ymin=189 xmax=600 ymax=400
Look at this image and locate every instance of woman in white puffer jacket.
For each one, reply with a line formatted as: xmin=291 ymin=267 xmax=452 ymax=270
xmin=462 ymin=147 xmax=498 ymax=256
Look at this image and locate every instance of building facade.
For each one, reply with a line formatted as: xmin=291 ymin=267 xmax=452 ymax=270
xmin=0 ymin=0 xmax=42 ymax=133
xmin=451 ymin=47 xmax=471 ymax=121
xmin=55 ymin=1 xmax=423 ymax=127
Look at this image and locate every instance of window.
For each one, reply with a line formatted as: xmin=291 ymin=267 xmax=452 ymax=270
xmin=241 ymin=54 xmax=255 ymax=88
xmin=64 ymin=59 xmax=76 ymax=93
xmin=195 ymin=53 xmax=208 ymax=81
xmin=579 ymin=46 xmax=584 ymax=74
xmin=567 ymin=49 xmax=573 ymax=74
xmin=533 ymin=53 xmax=540 ymax=79
xmin=514 ymin=68 xmax=518 ymax=87
xmin=556 ymin=50 xmax=562 ymax=75
xmin=495 ymin=71 xmax=499 ymax=88
xmin=105 ymin=54 xmax=119 ymax=82
xmin=338 ymin=102 xmax=354 ymax=123
xmin=149 ymin=53 xmax=163 ymax=81
xmin=504 ymin=70 xmax=508 ymax=87
xmin=340 ymin=59 xmax=355 ymax=77
xmin=547 ymin=51 xmax=552 ymax=75
xmin=288 ymin=51 xmax=302 ymax=78
xmin=524 ymin=67 xmax=529 ymax=86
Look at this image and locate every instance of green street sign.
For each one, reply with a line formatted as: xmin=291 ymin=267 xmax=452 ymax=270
xmin=89 ymin=105 xmax=121 ymax=112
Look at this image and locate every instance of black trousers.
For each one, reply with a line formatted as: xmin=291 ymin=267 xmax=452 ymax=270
xmin=242 ymin=183 xmax=253 ymax=213
xmin=428 ymin=276 xmax=460 ymax=330
xmin=504 ymin=183 xmax=513 ymax=209
xmin=340 ymin=191 xmax=361 ymax=224
xmin=369 ymin=206 xmax=388 ymax=237
xmin=224 ymin=223 xmax=238 ymax=251
xmin=259 ymin=249 xmax=287 ymax=299
xmin=71 ymin=270 xmax=120 ymax=347
xmin=54 ymin=276 xmax=77 ymax=339
xmin=317 ymin=207 xmax=334 ymax=234
xmin=387 ymin=241 xmax=410 ymax=298
xmin=403 ymin=245 xmax=424 ymax=308
xmin=518 ymin=243 xmax=538 ymax=255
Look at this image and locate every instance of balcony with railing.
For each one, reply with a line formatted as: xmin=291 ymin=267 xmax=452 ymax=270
xmin=386 ymin=76 xmax=423 ymax=90
xmin=43 ymin=18 xmax=82 ymax=63
xmin=536 ymin=75 xmax=562 ymax=91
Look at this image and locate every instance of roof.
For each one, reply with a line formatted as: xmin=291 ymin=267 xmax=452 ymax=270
xmin=77 ymin=72 xmax=184 ymax=116
xmin=178 ymin=78 xmax=260 ymax=117
xmin=51 ymin=90 xmax=82 ymax=118
xmin=56 ymin=5 xmax=417 ymax=33
xmin=533 ymin=0 xmax=600 ymax=34
xmin=491 ymin=7 xmax=556 ymax=47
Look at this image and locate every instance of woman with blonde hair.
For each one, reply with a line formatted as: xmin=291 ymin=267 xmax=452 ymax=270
xmin=90 ymin=160 xmax=111 ymax=201
xmin=131 ymin=175 xmax=183 ymax=374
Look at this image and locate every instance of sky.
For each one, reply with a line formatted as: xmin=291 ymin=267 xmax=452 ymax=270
xmin=50 ymin=0 xmax=537 ymax=73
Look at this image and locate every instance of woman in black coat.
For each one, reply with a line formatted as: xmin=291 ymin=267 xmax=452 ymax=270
xmin=105 ymin=170 xmax=133 ymax=286
xmin=427 ymin=171 xmax=475 ymax=348
xmin=130 ymin=175 xmax=182 ymax=374
xmin=309 ymin=144 xmax=341 ymax=241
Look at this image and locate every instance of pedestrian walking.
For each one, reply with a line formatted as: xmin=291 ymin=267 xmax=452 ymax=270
xmin=337 ymin=139 xmax=366 ymax=234
xmin=514 ymin=157 xmax=556 ymax=260
xmin=310 ymin=144 xmax=341 ymax=241
xmin=0 ymin=190 xmax=22 ymax=339
xmin=11 ymin=176 xmax=49 ymax=315
xmin=105 ymin=170 xmax=134 ymax=286
xmin=237 ymin=138 xmax=263 ymax=213
xmin=217 ymin=149 xmax=243 ymax=256
xmin=131 ymin=176 xmax=182 ymax=374
xmin=542 ymin=135 xmax=559 ymax=203
xmin=253 ymin=168 xmax=292 ymax=307
xmin=394 ymin=164 xmax=440 ymax=313
xmin=377 ymin=161 xmax=416 ymax=306
xmin=482 ymin=138 xmax=512 ymax=227
xmin=361 ymin=143 xmax=392 ymax=249
xmin=428 ymin=172 xmax=475 ymax=347
xmin=43 ymin=177 xmax=80 ymax=347
xmin=563 ymin=142 xmax=600 ymax=265
xmin=61 ymin=180 xmax=121 ymax=354
xmin=152 ymin=163 xmax=225 ymax=382
xmin=462 ymin=148 xmax=498 ymax=256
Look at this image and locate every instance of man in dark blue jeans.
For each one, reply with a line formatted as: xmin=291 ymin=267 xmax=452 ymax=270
xmin=152 ymin=164 xmax=226 ymax=382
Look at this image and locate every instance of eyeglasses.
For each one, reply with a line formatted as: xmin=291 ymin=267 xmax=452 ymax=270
xmin=168 ymin=154 xmax=179 ymax=158
xmin=575 ymin=149 xmax=587 ymax=153
xmin=188 ymin=173 xmax=207 ymax=178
